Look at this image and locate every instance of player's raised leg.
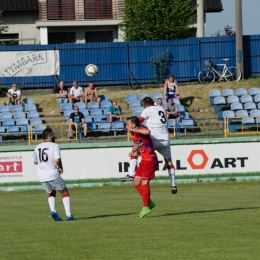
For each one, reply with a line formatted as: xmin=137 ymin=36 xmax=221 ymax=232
xmin=165 ymin=158 xmax=177 ymax=194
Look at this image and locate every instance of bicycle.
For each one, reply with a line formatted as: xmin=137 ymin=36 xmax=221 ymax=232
xmin=198 ymin=58 xmax=242 ymax=84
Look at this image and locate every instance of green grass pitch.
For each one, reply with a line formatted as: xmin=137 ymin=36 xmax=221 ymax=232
xmin=0 ymin=181 xmax=259 ymax=260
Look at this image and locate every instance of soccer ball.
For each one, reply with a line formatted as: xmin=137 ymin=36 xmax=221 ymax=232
xmin=85 ymin=64 xmax=98 ymax=77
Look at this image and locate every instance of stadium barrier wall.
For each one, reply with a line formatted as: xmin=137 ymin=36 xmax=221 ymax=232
xmin=0 ymin=35 xmax=259 ymax=88
xmin=0 ymin=136 xmax=259 ymax=183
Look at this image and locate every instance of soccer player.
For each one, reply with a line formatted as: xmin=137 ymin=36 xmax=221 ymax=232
xmin=33 ymin=127 xmax=75 ymax=221
xmin=121 ymin=97 xmax=177 ymax=195
xmin=126 ymin=116 xmax=158 ymax=218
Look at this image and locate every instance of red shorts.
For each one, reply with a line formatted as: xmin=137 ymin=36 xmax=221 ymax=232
xmin=135 ymin=159 xmax=158 ymax=180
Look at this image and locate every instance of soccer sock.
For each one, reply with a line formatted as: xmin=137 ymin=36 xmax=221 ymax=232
xmin=168 ymin=164 xmax=176 ymax=186
xmin=135 ymin=184 xmax=142 ymax=197
xmin=141 ymin=184 xmax=150 ymax=207
xmin=48 ymin=196 xmax=56 ymax=212
xmin=129 ymin=156 xmax=138 ymax=177
xmin=62 ymin=193 xmax=72 ymax=217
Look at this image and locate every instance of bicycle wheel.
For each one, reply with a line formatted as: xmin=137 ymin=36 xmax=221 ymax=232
xmin=224 ymin=66 xmax=242 ymax=81
xmin=198 ymin=69 xmax=215 ymax=84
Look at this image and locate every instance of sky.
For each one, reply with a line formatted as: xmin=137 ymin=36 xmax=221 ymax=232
xmin=205 ymin=0 xmax=260 ymax=36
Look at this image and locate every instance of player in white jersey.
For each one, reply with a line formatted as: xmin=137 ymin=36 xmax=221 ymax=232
xmin=33 ymin=127 xmax=75 ymax=221
xmin=120 ymin=97 xmax=177 ymax=194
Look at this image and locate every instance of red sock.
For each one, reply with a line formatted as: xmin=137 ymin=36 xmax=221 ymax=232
xmin=141 ymin=184 xmax=150 ymax=207
xmin=62 ymin=192 xmax=70 ymax=198
xmin=135 ymin=184 xmax=142 ymax=197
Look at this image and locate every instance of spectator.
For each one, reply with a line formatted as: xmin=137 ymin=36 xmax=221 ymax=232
xmin=166 ymin=98 xmax=180 ymax=120
xmin=108 ymin=101 xmax=123 ymax=125
xmin=164 ymin=75 xmax=180 ymax=100
xmin=6 ymin=83 xmax=21 ymax=105
xmin=84 ymin=82 xmax=101 ymax=107
xmin=69 ymin=81 xmax=83 ymax=105
xmin=56 ymin=81 xmax=68 ymax=106
xmin=68 ymin=106 xmax=88 ymax=139
xmin=155 ymin=98 xmax=165 ymax=109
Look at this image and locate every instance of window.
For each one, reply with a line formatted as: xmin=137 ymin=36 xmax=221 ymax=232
xmin=47 ymin=0 xmax=75 ymax=20
xmin=0 ymin=34 xmax=19 ymax=45
xmin=84 ymin=0 xmax=112 ymax=19
xmin=85 ymin=31 xmax=113 ymax=43
xmin=48 ymin=32 xmax=76 ymax=44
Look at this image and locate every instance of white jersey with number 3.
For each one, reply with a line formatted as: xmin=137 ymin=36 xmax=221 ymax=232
xmin=140 ymin=106 xmax=169 ymax=141
xmin=33 ymin=142 xmax=61 ymax=182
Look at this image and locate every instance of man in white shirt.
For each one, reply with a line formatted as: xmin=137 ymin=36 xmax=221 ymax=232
xmin=6 ymin=83 xmax=21 ymax=105
xmin=69 ymin=80 xmax=83 ymax=105
xmin=121 ymin=97 xmax=177 ymax=195
xmin=33 ymin=127 xmax=75 ymax=221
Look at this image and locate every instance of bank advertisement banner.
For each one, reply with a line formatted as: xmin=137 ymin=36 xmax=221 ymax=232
xmin=0 ymin=50 xmax=60 ymax=77
xmin=0 ymin=142 xmax=258 ymax=183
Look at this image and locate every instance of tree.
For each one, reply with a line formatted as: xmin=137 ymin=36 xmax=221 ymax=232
xmin=211 ymin=29 xmax=225 ymax=37
xmin=0 ymin=11 xmax=8 ymax=35
xmin=119 ymin=0 xmax=197 ymax=41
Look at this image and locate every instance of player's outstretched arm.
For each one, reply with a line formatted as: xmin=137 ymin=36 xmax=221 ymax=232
xmin=55 ymin=158 xmax=63 ymax=174
xmin=127 ymin=127 xmax=150 ymax=135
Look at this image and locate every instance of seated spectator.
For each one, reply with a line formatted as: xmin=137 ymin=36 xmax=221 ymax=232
xmin=164 ymin=74 xmax=180 ymax=100
xmin=108 ymin=101 xmax=123 ymax=125
xmin=56 ymin=81 xmax=68 ymax=106
xmin=155 ymin=98 xmax=165 ymax=109
xmin=68 ymin=106 xmax=88 ymax=139
xmin=69 ymin=81 xmax=83 ymax=105
xmin=84 ymin=82 xmax=101 ymax=107
xmin=166 ymin=98 xmax=180 ymax=120
xmin=6 ymin=83 xmax=21 ymax=105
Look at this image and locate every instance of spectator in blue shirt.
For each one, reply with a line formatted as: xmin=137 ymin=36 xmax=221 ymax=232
xmin=108 ymin=101 xmax=123 ymax=125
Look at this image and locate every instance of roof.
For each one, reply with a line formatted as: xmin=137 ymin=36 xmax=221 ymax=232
xmin=191 ymin=0 xmax=223 ymax=13
xmin=0 ymin=0 xmax=38 ymax=11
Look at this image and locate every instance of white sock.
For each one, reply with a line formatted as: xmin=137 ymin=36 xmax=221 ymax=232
xmin=48 ymin=196 xmax=56 ymax=212
xmin=63 ymin=196 xmax=72 ymax=217
xmin=168 ymin=168 xmax=176 ymax=186
xmin=129 ymin=158 xmax=138 ymax=177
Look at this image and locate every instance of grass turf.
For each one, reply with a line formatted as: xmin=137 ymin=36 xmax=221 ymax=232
xmin=0 ymin=181 xmax=259 ymax=260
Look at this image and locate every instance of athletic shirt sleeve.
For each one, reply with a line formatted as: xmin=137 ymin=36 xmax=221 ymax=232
xmin=54 ymin=144 xmax=61 ymax=160
xmin=32 ymin=148 xmax=38 ymax=162
xmin=70 ymin=87 xmax=74 ymax=95
xmin=140 ymin=107 xmax=149 ymax=120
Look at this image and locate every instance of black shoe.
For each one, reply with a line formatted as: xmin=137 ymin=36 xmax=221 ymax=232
xmin=120 ymin=175 xmax=134 ymax=182
xmin=82 ymin=136 xmax=89 ymax=140
xmin=171 ymin=186 xmax=178 ymax=194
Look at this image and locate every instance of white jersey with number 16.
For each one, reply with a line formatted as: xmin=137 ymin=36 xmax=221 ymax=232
xmin=33 ymin=142 xmax=61 ymax=182
xmin=140 ymin=106 xmax=169 ymax=141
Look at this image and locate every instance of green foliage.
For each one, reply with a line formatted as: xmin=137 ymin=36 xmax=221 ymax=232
xmin=0 ymin=10 xmax=8 ymax=35
xmin=211 ymin=29 xmax=225 ymax=37
xmin=119 ymin=0 xmax=198 ymax=41
xmin=150 ymin=49 xmax=172 ymax=82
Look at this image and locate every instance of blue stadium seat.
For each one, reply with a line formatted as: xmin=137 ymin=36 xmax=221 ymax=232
xmin=99 ymin=95 xmax=109 ymax=101
xmin=183 ymin=112 xmax=190 ymax=118
xmin=231 ymin=102 xmax=243 ymax=111
xmin=162 ymin=98 xmax=167 ymax=105
xmin=10 ymin=105 xmax=23 ymax=113
xmin=111 ymin=121 xmax=126 ymax=136
xmin=256 ymin=118 xmax=260 ymax=125
xmin=30 ymin=117 xmax=43 ymax=125
xmin=138 ymin=93 xmax=150 ymax=101
xmin=209 ymin=89 xmax=221 ymax=106
xmin=132 ymin=106 xmax=144 ymax=116
xmin=254 ymin=94 xmax=260 ymax=103
xmin=129 ymin=100 xmax=141 ymax=108
xmin=30 ymin=117 xmax=46 ymax=140
xmin=100 ymin=101 xmax=112 ymax=110
xmin=2 ymin=118 xmax=20 ymax=133
xmin=236 ymin=110 xmax=248 ymax=117
xmin=240 ymin=94 xmax=253 ymax=104
xmin=223 ymin=110 xmax=235 ymax=118
xmin=103 ymin=108 xmax=110 ymax=116
xmin=125 ymin=94 xmax=137 ymax=104
xmin=63 ymin=109 xmax=74 ymax=118
xmin=214 ymin=97 xmax=226 ymax=113
xmin=249 ymin=87 xmax=260 ymax=96
xmin=180 ymin=119 xmax=194 ymax=134
xmin=16 ymin=118 xmax=29 ymax=132
xmin=151 ymin=92 xmax=163 ymax=101
xmin=95 ymin=122 xmax=111 ymax=137
xmin=87 ymin=101 xmax=99 ymax=109
xmin=244 ymin=102 xmax=256 ymax=111
xmin=173 ymin=98 xmax=180 ymax=105
xmin=94 ymin=115 xmax=107 ymax=122
xmin=13 ymin=111 xmax=26 ymax=119
xmin=90 ymin=108 xmax=103 ymax=116
xmin=84 ymin=115 xmax=93 ymax=123
xmin=242 ymin=117 xmax=255 ymax=125
xmin=222 ymin=89 xmax=234 ymax=97
xmin=79 ymin=108 xmax=89 ymax=117
xmin=227 ymin=95 xmax=239 ymax=104
xmin=0 ymin=105 xmax=10 ymax=113
xmin=22 ymin=98 xmax=34 ymax=105
xmin=74 ymin=102 xmax=86 ymax=110
xmin=24 ymin=104 xmax=37 ymax=112
xmin=235 ymin=88 xmax=247 ymax=97
xmin=0 ymin=112 xmax=12 ymax=121
xmin=27 ymin=111 xmax=40 ymax=119
xmin=249 ymin=109 xmax=260 ymax=117
xmin=60 ymin=103 xmax=73 ymax=113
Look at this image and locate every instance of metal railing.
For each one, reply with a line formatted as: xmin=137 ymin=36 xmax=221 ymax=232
xmin=38 ymin=0 xmax=125 ymax=20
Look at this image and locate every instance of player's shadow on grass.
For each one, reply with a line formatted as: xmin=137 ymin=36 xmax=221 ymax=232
xmin=154 ymin=206 xmax=260 ymax=218
xmin=76 ymin=213 xmax=136 ymax=220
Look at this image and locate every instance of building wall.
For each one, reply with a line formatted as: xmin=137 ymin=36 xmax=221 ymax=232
xmin=2 ymin=12 xmax=40 ymax=44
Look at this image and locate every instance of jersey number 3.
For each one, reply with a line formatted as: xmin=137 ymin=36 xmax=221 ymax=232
xmin=38 ymin=148 xmax=49 ymax=162
xmin=158 ymin=111 xmax=167 ymax=124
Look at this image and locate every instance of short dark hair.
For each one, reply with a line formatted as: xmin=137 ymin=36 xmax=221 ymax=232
xmin=169 ymin=74 xmax=175 ymax=78
xmin=43 ymin=127 xmax=53 ymax=140
xmin=127 ymin=116 xmax=140 ymax=127
xmin=142 ymin=97 xmax=154 ymax=107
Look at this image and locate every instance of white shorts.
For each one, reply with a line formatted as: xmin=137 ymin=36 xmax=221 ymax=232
xmin=152 ymin=139 xmax=172 ymax=159
xmin=41 ymin=176 xmax=66 ymax=193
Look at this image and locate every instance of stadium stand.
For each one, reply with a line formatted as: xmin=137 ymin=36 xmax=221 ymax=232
xmin=209 ymin=89 xmax=221 ymax=106
xmin=125 ymin=94 xmax=137 ymax=104
xmin=249 ymin=87 xmax=260 ymax=96
xmin=240 ymin=94 xmax=253 ymax=104
xmin=138 ymin=93 xmax=150 ymax=101
xmin=235 ymin=88 xmax=247 ymax=97
xmin=222 ymin=89 xmax=234 ymax=97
